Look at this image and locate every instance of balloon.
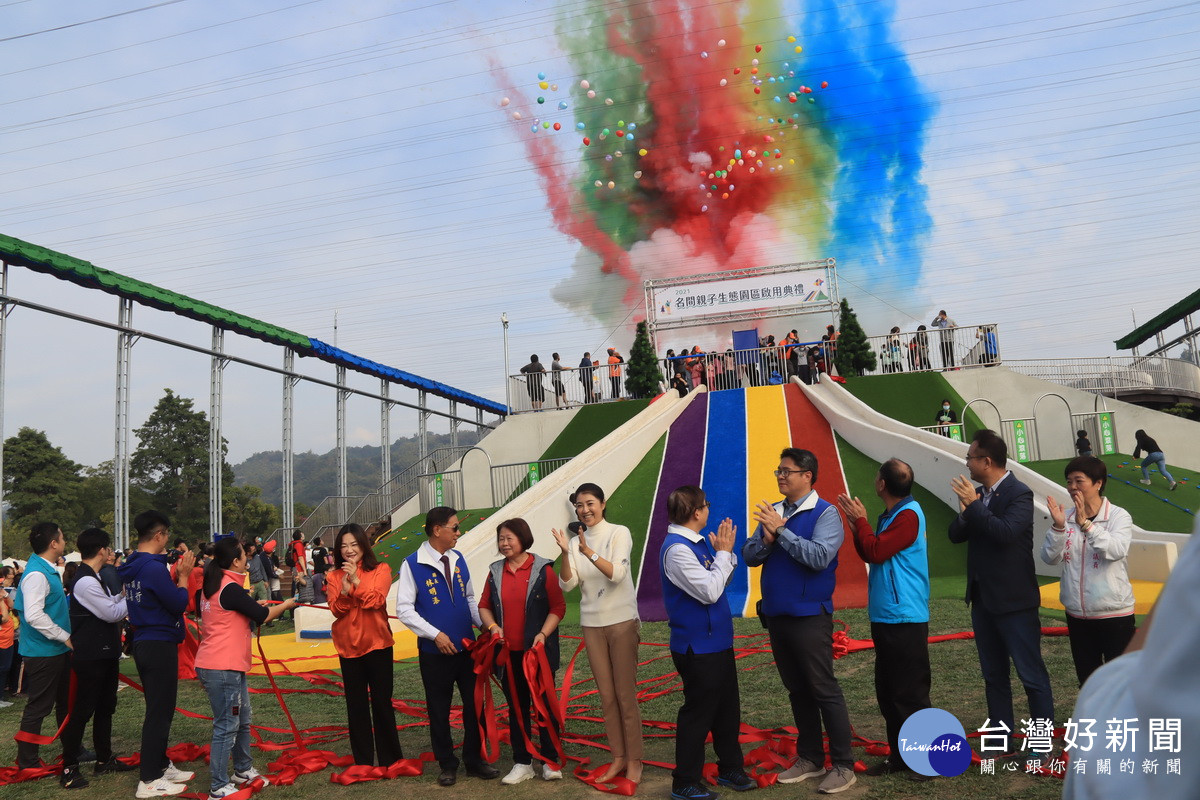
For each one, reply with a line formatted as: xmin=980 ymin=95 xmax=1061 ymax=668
xmin=718 ymin=38 xmax=726 ymax=46
xmin=500 ymin=97 xmax=510 ymax=106
xmin=602 ymin=128 xmax=610 ymax=135
xmin=625 ymin=133 xmax=634 ymax=141
xmin=802 ymin=86 xmax=812 ymax=93
xmin=607 ymin=181 xmax=615 ymax=189
xmin=733 ymin=67 xmax=741 ymax=74
xmin=595 ymin=180 xmax=602 ymax=186
xmin=752 ymin=58 xmax=759 ymax=66
xmin=616 ymin=129 xmax=625 ymax=137
xmin=617 ymin=119 xmax=625 ymax=126
xmin=582 ymin=137 xmax=591 ymax=145
xmin=753 ymin=86 xmax=760 ymax=94
xmin=576 ymin=121 xmax=585 ymax=130
xmin=734 ymin=149 xmax=741 ymax=158
xmin=701 ymin=51 xmax=709 ymax=58
xmin=543 ymin=121 xmax=551 ymax=129
xmin=638 ymin=148 xmax=648 ymax=156
xmin=722 ymin=192 xmax=729 ymax=199
xmin=751 ymin=67 xmax=758 ymax=75
xmin=788 ymin=35 xmax=796 ymax=43
xmin=773 ymin=96 xmax=780 ymax=102
xmin=558 ymin=100 xmax=568 ymax=109
xmin=512 ymin=111 xmax=522 ymax=119
xmin=628 ymin=122 xmax=636 ymax=130
xmin=808 ymin=97 xmax=815 ymax=103
xmin=634 ymin=170 xmax=643 ymax=178
xmin=821 ymin=81 xmax=829 ymax=88
xmin=539 ymin=81 xmax=549 ymax=90
xmin=728 ymin=184 xmax=735 ymax=190
xmin=719 ymin=78 xmax=728 ymax=86
xmin=614 ymin=150 xmax=622 ymax=157
xmin=755 ymin=44 xmax=762 ymax=52
xmin=538 ymin=71 xmax=546 ymax=80
xmin=553 ymin=122 xmax=561 ymax=130
xmin=531 ymin=124 xmax=538 ymax=132
xmin=550 ymin=83 xmax=558 ymax=91
xmin=537 ymin=96 xmax=545 ymax=104
xmin=605 ymin=97 xmax=614 ymax=105
xmin=580 ymin=79 xmax=590 ymax=89
xmin=605 ymin=154 xmax=613 ymax=162
xmin=587 ymin=89 xmax=596 ymax=98
xmin=795 ymin=45 xmax=802 ymax=53
xmin=702 ymin=205 xmax=708 ymax=212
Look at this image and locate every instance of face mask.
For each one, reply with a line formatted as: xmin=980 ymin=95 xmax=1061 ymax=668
xmin=943 ymin=405 xmax=950 ymax=410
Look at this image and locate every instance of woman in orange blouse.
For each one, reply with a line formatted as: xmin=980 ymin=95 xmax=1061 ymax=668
xmin=325 ymin=523 xmax=402 ymax=766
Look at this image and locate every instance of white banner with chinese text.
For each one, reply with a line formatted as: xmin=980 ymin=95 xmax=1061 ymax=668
xmin=650 ymin=267 xmax=832 ymax=321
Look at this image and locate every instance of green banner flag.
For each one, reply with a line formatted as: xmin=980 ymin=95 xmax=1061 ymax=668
xmin=1097 ymin=413 xmax=1116 ymax=455
xmin=1012 ymin=420 xmax=1032 ymax=463
xmin=528 ymin=463 xmax=541 ymax=485
xmin=948 ymin=424 xmax=964 ymax=442
xmin=435 ymin=474 xmax=444 ymax=505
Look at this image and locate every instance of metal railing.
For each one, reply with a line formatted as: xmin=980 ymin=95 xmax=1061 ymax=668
xmin=858 ymin=324 xmax=1000 ymax=375
xmin=1005 ymin=356 xmax=1200 ymax=399
xmin=490 ymin=457 xmax=572 ymax=506
xmin=507 ymin=363 xmax=649 ymax=413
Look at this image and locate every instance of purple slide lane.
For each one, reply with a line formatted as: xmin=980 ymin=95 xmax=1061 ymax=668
xmin=636 ymin=393 xmax=709 ymax=622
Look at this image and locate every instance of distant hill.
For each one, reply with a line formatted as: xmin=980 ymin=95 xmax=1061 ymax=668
xmin=233 ymin=430 xmax=481 ymax=507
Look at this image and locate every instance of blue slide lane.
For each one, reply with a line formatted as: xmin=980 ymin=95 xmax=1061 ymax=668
xmin=701 ymin=389 xmax=750 ymax=616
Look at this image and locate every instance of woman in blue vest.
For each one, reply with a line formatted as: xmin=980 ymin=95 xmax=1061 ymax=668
xmin=479 ymin=518 xmax=567 ymax=785
xmin=551 ymin=483 xmax=643 ymax=785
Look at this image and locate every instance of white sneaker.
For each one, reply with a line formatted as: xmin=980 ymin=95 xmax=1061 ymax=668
xmin=162 ymin=762 xmax=194 ymax=782
xmin=208 ymin=783 xmax=240 ymax=800
xmin=542 ymin=763 xmax=563 ymax=781
xmin=1140 ymin=479 xmax=1152 ymax=485
xmin=501 ymin=763 xmax=537 ymax=785
xmin=232 ymin=767 xmax=269 ymax=786
xmin=135 ymin=778 xmax=187 ymax=798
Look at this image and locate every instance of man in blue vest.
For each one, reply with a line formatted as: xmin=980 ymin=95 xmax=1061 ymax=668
xmin=661 ymin=486 xmax=754 ymax=800
xmin=838 ymin=458 xmax=933 ymax=781
xmin=396 ymin=506 xmax=499 ymax=787
xmin=13 ymin=522 xmax=72 ymax=771
xmin=744 ymin=448 xmax=855 ymax=795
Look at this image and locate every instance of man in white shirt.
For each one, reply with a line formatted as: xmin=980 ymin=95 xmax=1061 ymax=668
xmin=395 ymin=506 xmax=497 ymax=787
xmin=12 ymin=522 xmax=73 ymax=771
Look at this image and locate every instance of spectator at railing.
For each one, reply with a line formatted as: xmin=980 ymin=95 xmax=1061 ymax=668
xmin=520 ymin=355 xmax=547 ymax=411
xmin=880 ymin=327 xmax=904 ymax=374
xmin=578 ymin=353 xmax=595 ymax=404
xmin=931 ymin=310 xmax=957 ymax=368
xmin=908 ymin=326 xmax=930 ymax=371
xmin=550 ymin=353 xmax=568 ymax=409
xmin=977 ymin=325 xmax=999 ymax=366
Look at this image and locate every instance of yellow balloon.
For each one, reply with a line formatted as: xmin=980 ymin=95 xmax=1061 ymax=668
xmin=639 ymin=148 xmax=648 ymax=156
xmin=539 ymin=81 xmax=549 ymax=89
xmin=794 ymin=46 xmax=802 ymax=53
xmin=787 ymin=35 xmax=796 ymax=43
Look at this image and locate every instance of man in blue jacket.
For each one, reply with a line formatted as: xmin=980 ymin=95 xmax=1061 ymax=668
xmin=838 ymin=459 xmax=932 ymax=780
xmin=661 ymin=486 xmax=754 ymax=800
xmin=117 ymin=510 xmax=197 ymax=799
xmin=13 ymin=522 xmax=72 ymax=771
xmin=949 ymin=429 xmax=1053 ymax=754
xmin=744 ymin=448 xmax=855 ymax=795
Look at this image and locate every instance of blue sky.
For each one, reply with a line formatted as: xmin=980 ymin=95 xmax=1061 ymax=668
xmin=2 ymin=0 xmax=1196 ymax=467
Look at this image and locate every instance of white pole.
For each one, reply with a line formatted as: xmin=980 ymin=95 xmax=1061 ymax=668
xmin=501 ymin=313 xmax=511 ymax=413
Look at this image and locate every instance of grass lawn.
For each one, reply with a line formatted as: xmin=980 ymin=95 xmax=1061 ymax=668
xmin=0 ymin=604 xmax=1077 ymax=800
xmin=1024 ymin=454 xmax=1197 ymax=534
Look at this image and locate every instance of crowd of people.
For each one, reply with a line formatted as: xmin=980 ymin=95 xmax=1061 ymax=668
xmin=518 ymin=350 xmax=628 ymax=410
xmin=664 ymin=326 xmax=841 ymax=397
xmin=0 ymin=428 xmax=1176 ymax=797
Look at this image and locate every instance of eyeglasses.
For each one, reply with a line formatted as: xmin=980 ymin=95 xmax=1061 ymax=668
xmin=965 ymin=455 xmax=987 ymax=462
xmin=442 ymin=524 xmax=461 ymax=533
xmin=774 ymin=468 xmax=809 ymax=478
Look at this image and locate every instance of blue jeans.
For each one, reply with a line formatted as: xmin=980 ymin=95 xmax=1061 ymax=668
xmin=196 ymin=668 xmax=252 ymax=793
xmin=1140 ymin=452 xmax=1175 ymax=483
xmin=971 ymin=605 xmax=1054 ymax=746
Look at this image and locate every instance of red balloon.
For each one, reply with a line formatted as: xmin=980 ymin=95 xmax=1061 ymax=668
xmin=802 ymin=86 xmax=812 ymax=93
xmin=821 ymin=81 xmax=829 ymax=88
xmin=616 ymin=129 xmax=625 ymax=137
xmin=583 ymin=137 xmax=591 ymax=145
xmin=753 ymin=86 xmax=761 ymax=94
xmin=789 ymin=95 xmax=797 ymax=103
xmin=755 ymin=44 xmax=762 ymax=52
xmin=733 ymin=67 xmax=741 ymax=74
xmin=553 ymin=122 xmax=561 ymax=130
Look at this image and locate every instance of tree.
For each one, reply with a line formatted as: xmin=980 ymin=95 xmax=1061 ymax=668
xmin=223 ymin=484 xmax=281 ymax=540
xmin=131 ymin=389 xmax=233 ymax=540
xmin=624 ymin=321 xmax=662 ymax=398
xmin=834 ymin=298 xmax=877 ymax=378
xmin=2 ymin=427 xmax=84 ymax=554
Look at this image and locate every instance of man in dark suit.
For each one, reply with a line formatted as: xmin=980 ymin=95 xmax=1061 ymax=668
xmin=949 ymin=429 xmax=1053 ymax=751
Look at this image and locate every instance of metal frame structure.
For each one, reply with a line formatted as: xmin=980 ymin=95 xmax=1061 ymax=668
xmin=0 ymin=267 xmax=500 ymax=554
xmin=642 ymin=259 xmax=839 ymax=352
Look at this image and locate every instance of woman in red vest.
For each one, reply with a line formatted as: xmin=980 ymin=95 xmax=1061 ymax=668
xmin=325 ymin=523 xmax=403 ymax=766
xmin=195 ymin=538 xmax=295 ymax=800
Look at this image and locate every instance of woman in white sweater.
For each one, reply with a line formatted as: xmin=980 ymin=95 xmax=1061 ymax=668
xmin=551 ymin=483 xmax=642 ymax=786
xmin=1041 ymin=456 xmax=1135 ymax=686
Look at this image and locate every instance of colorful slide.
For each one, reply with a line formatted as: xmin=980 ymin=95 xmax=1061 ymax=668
xmin=636 ymin=383 xmax=868 ymax=622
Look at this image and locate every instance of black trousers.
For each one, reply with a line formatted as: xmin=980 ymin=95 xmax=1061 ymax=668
xmin=61 ymin=657 xmax=120 ymax=767
xmin=1065 ymin=614 xmax=1135 ymax=687
xmin=610 ymin=376 xmax=622 ymax=399
xmin=672 ymin=647 xmax=743 ymax=787
xmin=133 ymin=640 xmax=178 ymax=782
xmin=340 ymin=647 xmax=402 ymax=766
xmin=419 ymin=650 xmax=483 ymax=771
xmin=871 ymin=622 xmax=931 ymax=762
xmin=767 ymin=613 xmax=853 ymax=768
xmin=16 ymin=652 xmax=70 ymax=769
xmin=501 ymin=652 xmax=557 ymax=765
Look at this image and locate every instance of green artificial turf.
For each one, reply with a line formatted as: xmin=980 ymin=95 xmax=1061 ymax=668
xmin=1024 ymin=453 xmax=1197 ymax=533
xmin=836 ymin=434 xmax=969 ymax=600
xmin=843 ymin=372 xmax=988 ymax=436
xmin=538 ymin=399 xmax=651 ymax=460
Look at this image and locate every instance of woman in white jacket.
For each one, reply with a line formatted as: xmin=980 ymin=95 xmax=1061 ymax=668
xmin=1041 ymin=456 xmax=1136 ymax=686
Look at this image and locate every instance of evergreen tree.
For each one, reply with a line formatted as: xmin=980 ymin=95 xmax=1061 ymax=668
xmin=2 ymin=427 xmax=85 ymax=553
xmin=131 ymin=389 xmax=233 ymax=539
xmin=624 ymin=321 xmax=663 ymax=398
xmin=834 ymin=298 xmax=877 ymax=377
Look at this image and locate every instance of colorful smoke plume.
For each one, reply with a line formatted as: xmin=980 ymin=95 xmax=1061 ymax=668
xmin=497 ymin=0 xmax=936 ymax=328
